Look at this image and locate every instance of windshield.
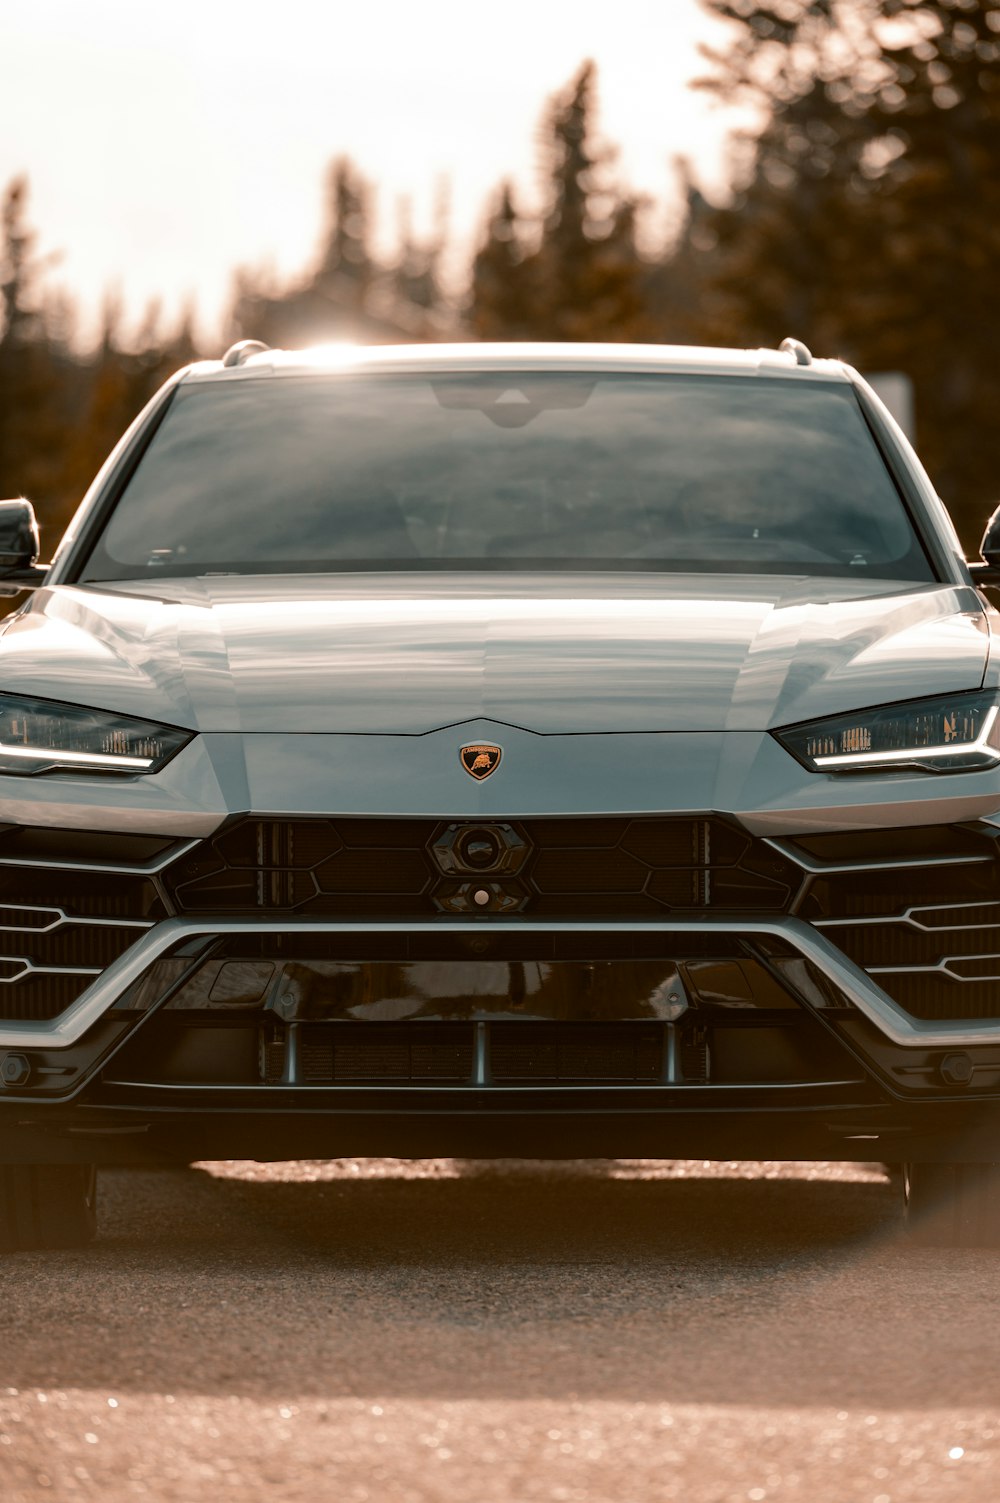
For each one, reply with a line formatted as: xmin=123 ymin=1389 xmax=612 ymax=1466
xmin=78 ymin=372 xmax=933 ymax=582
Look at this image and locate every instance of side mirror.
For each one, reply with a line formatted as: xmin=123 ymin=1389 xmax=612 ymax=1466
xmin=0 ymin=498 xmax=39 ymax=569
xmin=981 ymin=504 xmax=1000 ymax=572
xmin=0 ymin=499 xmax=47 ymax=594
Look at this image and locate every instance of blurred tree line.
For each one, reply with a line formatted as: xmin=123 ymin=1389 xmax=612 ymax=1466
xmin=2 ymin=0 xmax=998 ymax=560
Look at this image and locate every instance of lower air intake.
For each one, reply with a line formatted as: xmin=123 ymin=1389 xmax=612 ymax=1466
xmin=293 ymin=1022 xmax=669 ymax=1085
xmin=790 ymin=823 xmax=1000 ymax=1021
xmin=0 ymin=828 xmax=174 ymax=1021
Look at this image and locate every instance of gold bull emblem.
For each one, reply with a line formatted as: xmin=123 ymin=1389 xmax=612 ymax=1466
xmin=460 ymin=743 xmax=502 ymax=780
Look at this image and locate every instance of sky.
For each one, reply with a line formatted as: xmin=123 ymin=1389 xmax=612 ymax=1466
xmin=2 ymin=0 xmax=746 ymax=348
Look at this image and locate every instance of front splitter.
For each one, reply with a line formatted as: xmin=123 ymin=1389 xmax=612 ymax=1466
xmin=3 ymin=1092 xmax=998 ymax=1167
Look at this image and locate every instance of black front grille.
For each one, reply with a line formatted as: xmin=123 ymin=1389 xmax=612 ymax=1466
xmin=11 ymin=814 xmax=1000 ymax=1031
xmin=0 ymin=975 xmax=97 ymax=1023
xmin=490 ymin=1023 xmax=663 ymax=1081
xmin=288 ymin=1022 xmax=667 ymax=1084
xmin=164 ymin=816 xmax=800 ymax=920
xmin=125 ymin=1010 xmax=851 ymax=1091
xmin=0 ymin=828 xmax=172 ymax=1021
xmin=791 ymin=823 xmax=1000 ymax=1021
xmin=879 ymin=974 xmax=1000 ymax=1020
xmin=299 ymin=1024 xmax=474 ymax=1082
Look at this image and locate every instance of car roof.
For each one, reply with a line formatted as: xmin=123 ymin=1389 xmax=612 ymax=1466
xmin=181 ymin=341 xmax=852 ymax=385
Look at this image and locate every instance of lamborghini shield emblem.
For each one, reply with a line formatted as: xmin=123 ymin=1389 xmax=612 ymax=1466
xmin=460 ymin=743 xmax=502 ymax=781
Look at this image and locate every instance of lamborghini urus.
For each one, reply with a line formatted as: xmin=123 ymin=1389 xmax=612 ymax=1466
xmin=3 ymin=337 xmax=1000 ymax=1248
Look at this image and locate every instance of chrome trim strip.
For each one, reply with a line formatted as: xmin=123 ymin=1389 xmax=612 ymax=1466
xmin=2 ymin=915 xmax=1000 ymax=1051
xmin=815 ymin=900 xmax=1000 ymax=984
xmin=0 ymin=957 xmax=102 ymax=983
xmin=97 ymin=1077 xmax=866 ymax=1094
xmin=0 ymin=904 xmax=62 ymax=930
xmin=869 ymin=955 xmax=1000 ymax=982
xmin=764 ymin=838 xmax=991 ymax=875
xmin=0 ymin=905 xmax=154 ymax=935
xmin=815 ymin=899 xmax=1000 ymax=936
xmin=0 ymin=838 xmax=200 ymax=876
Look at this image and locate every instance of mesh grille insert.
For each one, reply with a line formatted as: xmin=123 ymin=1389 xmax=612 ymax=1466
xmin=300 ymin=1024 xmax=473 ymax=1082
xmin=794 ymin=822 xmax=1000 ymax=1021
xmin=0 ymin=826 xmax=174 ymax=1022
xmin=166 ymin=816 xmax=799 ymax=920
xmin=490 ymin=1023 xmax=663 ymax=1082
xmin=296 ymin=1022 xmax=667 ymax=1084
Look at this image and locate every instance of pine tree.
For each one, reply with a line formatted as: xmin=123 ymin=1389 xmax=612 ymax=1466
xmin=697 ymin=0 xmax=1000 ymax=546
xmin=642 ymin=167 xmax=726 ymax=345
xmin=68 ymin=295 xmax=132 ymax=505
xmin=61 ymin=297 xmax=198 ymax=523
xmin=469 ymin=63 xmax=648 ymax=341
xmin=390 ymin=195 xmax=444 ymax=316
xmin=0 ymin=177 xmax=46 ymax=349
xmin=469 ymin=182 xmax=538 ymax=338
xmin=0 ymin=178 xmax=74 ymax=551
xmin=526 ymin=62 xmax=648 ymax=340
xmin=230 ymin=156 xmax=449 ymax=345
xmin=314 ymin=157 xmax=374 ymax=318
xmin=230 ymin=158 xmax=376 ymax=345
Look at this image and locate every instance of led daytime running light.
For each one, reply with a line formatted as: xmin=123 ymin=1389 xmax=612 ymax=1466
xmin=815 ymin=705 xmax=1000 ymax=769
xmin=0 ymin=741 xmax=153 ymax=770
xmin=776 ymin=690 xmax=1000 ymax=775
xmin=0 ymin=692 xmax=191 ymax=777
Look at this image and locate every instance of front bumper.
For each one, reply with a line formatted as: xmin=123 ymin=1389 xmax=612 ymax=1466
xmin=2 ymin=915 xmax=998 ymax=1052
xmin=6 ymin=1096 xmax=1000 ymax=1167
xmin=2 ymin=914 xmax=1000 ymax=1168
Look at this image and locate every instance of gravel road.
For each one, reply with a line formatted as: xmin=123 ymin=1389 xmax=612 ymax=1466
xmin=1 ymin=1157 xmax=998 ymax=1502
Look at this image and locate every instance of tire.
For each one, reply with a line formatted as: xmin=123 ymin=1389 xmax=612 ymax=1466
xmin=903 ymin=1162 xmax=1000 ymax=1247
xmin=0 ymin=1164 xmax=98 ymax=1251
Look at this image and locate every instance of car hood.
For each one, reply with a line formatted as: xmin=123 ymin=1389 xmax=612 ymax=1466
xmin=0 ymin=573 xmax=989 ymax=735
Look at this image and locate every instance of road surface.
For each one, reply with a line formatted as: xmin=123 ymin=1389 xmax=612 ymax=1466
xmin=1 ymin=1157 xmax=998 ymax=1501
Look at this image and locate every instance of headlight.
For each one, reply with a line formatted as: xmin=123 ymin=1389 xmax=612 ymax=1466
xmin=0 ymin=693 xmax=192 ymax=776
xmin=775 ymin=690 xmax=1000 ymax=774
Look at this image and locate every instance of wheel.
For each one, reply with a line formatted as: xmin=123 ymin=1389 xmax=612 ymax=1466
xmin=903 ymin=1162 xmax=1000 ymax=1247
xmin=0 ymin=1164 xmax=98 ymax=1251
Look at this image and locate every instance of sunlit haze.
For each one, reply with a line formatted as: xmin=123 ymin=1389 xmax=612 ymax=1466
xmin=2 ymin=0 xmax=743 ymax=347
